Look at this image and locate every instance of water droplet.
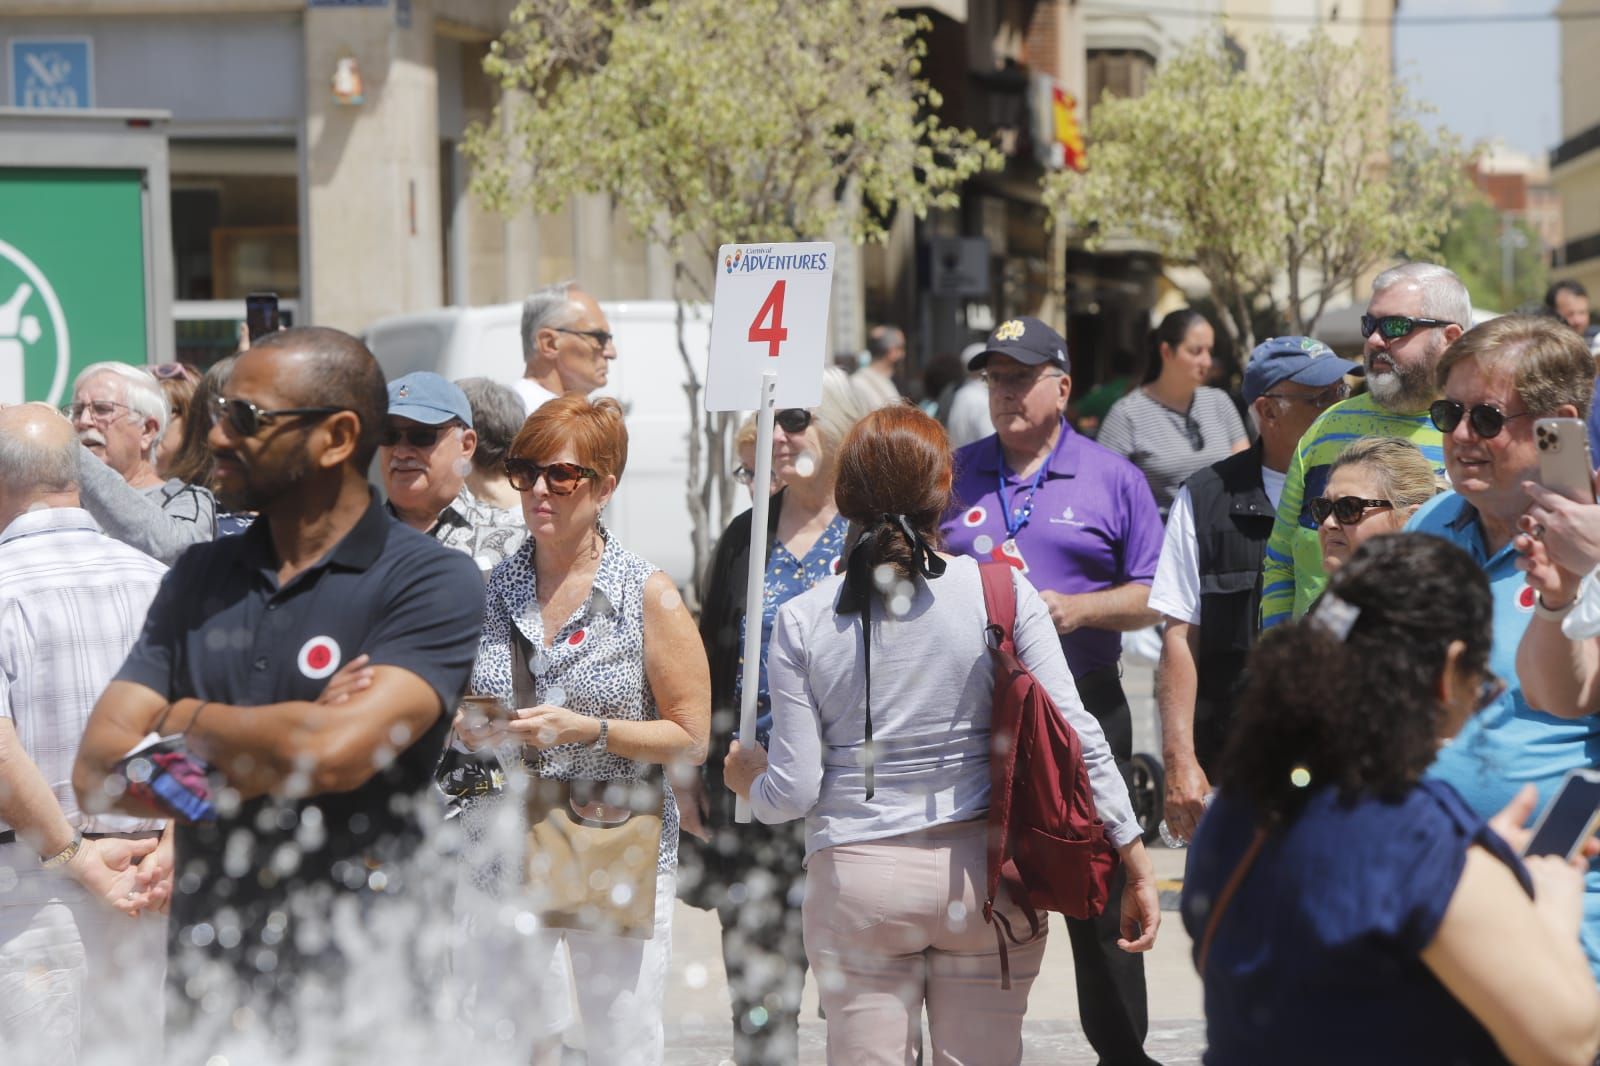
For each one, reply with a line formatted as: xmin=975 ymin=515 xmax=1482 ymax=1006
xmin=873 ymin=564 xmax=895 ymax=590
xmin=793 ymin=452 xmax=816 ymax=478
xmin=685 ymin=962 xmax=708 ymax=989
xmin=659 ymin=587 xmax=683 ymax=610
xmin=974 ymin=534 xmax=994 ymax=554
xmin=1290 ymin=765 xmax=1312 ymax=788
xmin=190 ymin=923 xmax=216 ymax=947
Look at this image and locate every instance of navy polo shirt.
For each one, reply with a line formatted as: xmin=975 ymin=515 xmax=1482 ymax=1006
xmin=941 ymin=426 xmax=1163 ymax=677
xmin=116 ymin=493 xmax=483 ymax=946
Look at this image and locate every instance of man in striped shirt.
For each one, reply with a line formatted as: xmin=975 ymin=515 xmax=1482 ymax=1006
xmin=1260 ymin=263 xmax=1471 ymax=627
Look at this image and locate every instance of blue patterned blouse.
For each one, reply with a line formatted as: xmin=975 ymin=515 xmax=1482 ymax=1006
xmin=735 ymin=513 xmax=849 ymax=747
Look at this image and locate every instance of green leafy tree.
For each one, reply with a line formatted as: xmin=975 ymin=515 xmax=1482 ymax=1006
xmin=1045 ymin=31 xmax=1472 ymax=350
xmin=1438 ymin=198 xmax=1550 ymax=313
xmin=465 ymin=0 xmax=999 ymax=591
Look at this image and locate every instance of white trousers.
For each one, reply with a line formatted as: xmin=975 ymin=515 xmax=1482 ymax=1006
xmin=454 ymin=865 xmax=676 ymax=1066
xmin=0 ymin=842 xmax=167 ymax=1066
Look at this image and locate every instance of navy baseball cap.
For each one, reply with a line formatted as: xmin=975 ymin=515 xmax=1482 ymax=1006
xmin=967 ymin=316 xmax=1069 ymax=373
xmin=1242 ymin=336 xmax=1358 ymax=405
xmin=387 ymin=372 xmax=474 ymax=428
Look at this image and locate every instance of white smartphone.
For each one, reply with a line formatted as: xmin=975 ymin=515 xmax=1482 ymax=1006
xmin=1535 ymin=418 xmax=1596 ymax=504
xmin=1524 ymin=768 xmax=1600 ymax=861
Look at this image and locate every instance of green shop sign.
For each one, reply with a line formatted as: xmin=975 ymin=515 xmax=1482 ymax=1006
xmin=0 ymin=168 xmax=149 ymax=406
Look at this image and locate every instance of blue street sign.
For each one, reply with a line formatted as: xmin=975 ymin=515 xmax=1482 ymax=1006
xmin=9 ymin=39 xmax=93 ymax=110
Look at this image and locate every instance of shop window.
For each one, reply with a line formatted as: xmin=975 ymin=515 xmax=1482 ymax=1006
xmin=170 ymin=171 xmax=299 ymax=301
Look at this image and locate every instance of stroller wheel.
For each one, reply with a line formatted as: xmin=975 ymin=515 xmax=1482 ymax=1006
xmin=1123 ymin=753 xmax=1165 ymax=845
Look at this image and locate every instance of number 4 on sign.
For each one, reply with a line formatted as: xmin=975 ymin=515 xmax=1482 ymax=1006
xmin=748 ymin=280 xmax=789 ymax=357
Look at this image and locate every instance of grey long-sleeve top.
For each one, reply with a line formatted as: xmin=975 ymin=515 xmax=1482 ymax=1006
xmin=749 ymin=555 xmax=1141 ymax=858
xmin=76 ymin=446 xmax=217 ymax=564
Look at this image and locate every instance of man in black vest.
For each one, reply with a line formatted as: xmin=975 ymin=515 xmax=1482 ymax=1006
xmin=1148 ymin=337 xmax=1357 ymax=841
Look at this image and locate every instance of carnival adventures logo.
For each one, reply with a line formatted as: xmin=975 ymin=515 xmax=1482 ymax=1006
xmin=724 ymin=245 xmax=830 ymax=275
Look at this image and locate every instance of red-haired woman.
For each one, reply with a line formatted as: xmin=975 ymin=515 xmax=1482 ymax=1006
xmin=450 ymin=395 xmax=711 ymax=1065
xmin=723 ymin=405 xmax=1159 ymax=1064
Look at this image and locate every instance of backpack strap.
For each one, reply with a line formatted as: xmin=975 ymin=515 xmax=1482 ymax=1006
xmin=978 ymin=561 xmax=1028 ymax=989
xmin=1195 ymin=825 xmax=1268 ymax=974
xmin=861 ymin=586 xmax=875 ymax=801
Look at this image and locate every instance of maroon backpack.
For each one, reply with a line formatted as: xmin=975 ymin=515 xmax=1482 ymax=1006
xmin=978 ymin=562 xmax=1119 ymax=986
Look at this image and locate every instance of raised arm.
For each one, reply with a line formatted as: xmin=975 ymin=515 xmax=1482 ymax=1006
xmin=1260 ymin=437 xmax=1309 ymax=629
xmin=76 ymin=446 xmax=215 ymax=563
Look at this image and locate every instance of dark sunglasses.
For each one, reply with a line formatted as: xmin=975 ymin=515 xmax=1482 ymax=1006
xmin=1475 ymin=673 xmax=1507 ymax=712
xmin=551 ymin=327 xmax=614 ymax=349
xmin=1310 ymin=495 xmax=1393 ymax=525
xmin=1429 ymin=399 xmax=1531 ymax=440
xmin=504 ymin=458 xmax=599 ymax=496
xmin=1182 ymin=415 xmax=1205 ymax=452
xmin=380 ymin=424 xmax=459 ymax=448
xmin=775 ymin=408 xmax=813 ymax=434
xmin=210 ymin=395 xmax=352 ymax=437
xmin=1261 ymin=382 xmax=1350 ymax=410
xmin=1360 ymin=314 xmax=1456 ymax=341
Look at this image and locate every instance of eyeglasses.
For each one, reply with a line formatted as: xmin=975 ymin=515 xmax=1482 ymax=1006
xmin=209 ymin=395 xmax=353 ymax=438
xmin=149 ymin=362 xmax=200 ymax=383
xmin=551 ymin=327 xmax=615 ymax=349
xmin=1310 ymin=495 xmax=1394 ymax=526
xmin=1261 ymin=383 xmax=1350 ymax=409
xmin=1428 ymin=399 xmax=1531 ymax=440
xmin=1475 ymin=673 xmax=1507 ymax=712
xmin=380 ymin=424 xmax=459 ymax=449
xmin=775 ymin=408 xmax=813 ymax=434
xmin=981 ymin=368 xmax=1065 ymax=392
xmin=732 ymin=464 xmax=756 ymax=486
xmin=1360 ymin=314 xmax=1456 ymax=341
xmin=61 ymin=399 xmax=136 ymax=423
xmin=504 ymin=458 xmax=599 ymax=495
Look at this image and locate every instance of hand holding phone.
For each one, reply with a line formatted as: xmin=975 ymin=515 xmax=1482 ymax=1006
xmin=245 ymin=292 xmax=280 ymax=343
xmin=1535 ymin=419 xmax=1596 ymax=505
xmin=1524 ymin=768 xmax=1600 ymax=862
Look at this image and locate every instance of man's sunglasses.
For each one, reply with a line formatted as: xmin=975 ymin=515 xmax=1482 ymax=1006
xmin=380 ymin=424 xmax=459 ymax=448
xmin=1310 ymin=495 xmax=1393 ymax=526
xmin=1360 ymin=314 xmax=1456 ymax=341
xmin=1181 ymin=415 xmax=1205 ymax=452
xmin=551 ymin=327 xmax=615 ymax=349
xmin=504 ymin=458 xmax=599 ymax=495
xmin=1261 ymin=382 xmax=1350 ymax=410
xmin=775 ymin=409 xmax=812 ymax=434
xmin=1429 ymin=399 xmax=1531 ymax=440
xmin=210 ymin=395 xmax=352 ymax=437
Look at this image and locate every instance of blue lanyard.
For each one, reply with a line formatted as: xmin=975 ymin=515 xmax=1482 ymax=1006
xmin=996 ymin=420 xmax=1066 ymax=540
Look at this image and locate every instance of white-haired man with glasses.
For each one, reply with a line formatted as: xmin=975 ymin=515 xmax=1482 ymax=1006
xmin=1260 ymin=262 xmax=1470 ymax=627
xmin=513 ymin=281 xmax=618 ymax=416
xmin=68 ymin=361 xmax=216 ymax=563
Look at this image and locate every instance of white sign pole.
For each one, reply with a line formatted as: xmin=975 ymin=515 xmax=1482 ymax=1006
xmin=733 ymin=371 xmax=778 ymax=824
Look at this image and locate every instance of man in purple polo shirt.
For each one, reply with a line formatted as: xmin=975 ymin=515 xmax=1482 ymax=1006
xmin=942 ymin=315 xmax=1164 ymax=1066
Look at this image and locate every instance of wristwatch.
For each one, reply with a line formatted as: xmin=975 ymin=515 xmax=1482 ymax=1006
xmin=592 ymin=719 xmax=609 ymax=756
xmin=41 ymin=832 xmax=83 ymax=870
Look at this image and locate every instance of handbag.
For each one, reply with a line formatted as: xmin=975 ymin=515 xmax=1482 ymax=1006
xmin=511 ymin=625 xmax=664 ymax=940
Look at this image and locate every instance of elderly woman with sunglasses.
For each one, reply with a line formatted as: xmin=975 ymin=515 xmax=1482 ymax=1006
xmin=447 ymin=395 xmax=710 ymax=1065
xmin=1184 ymin=534 xmax=1600 ymax=1066
xmin=1402 ymin=314 xmax=1600 ymax=984
xmin=681 ymin=365 xmax=866 ymax=1065
xmin=1313 ymin=437 xmax=1442 ymax=573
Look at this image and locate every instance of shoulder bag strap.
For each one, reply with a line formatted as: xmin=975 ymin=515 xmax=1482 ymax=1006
xmin=1195 ymin=825 xmax=1268 ymax=974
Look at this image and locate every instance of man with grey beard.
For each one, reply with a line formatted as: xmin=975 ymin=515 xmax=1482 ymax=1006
xmin=1260 ymin=262 xmax=1471 ymax=626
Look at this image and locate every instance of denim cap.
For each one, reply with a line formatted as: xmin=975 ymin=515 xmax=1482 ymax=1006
xmin=387 ymin=372 xmax=474 ymax=428
xmin=1242 ymin=336 xmax=1359 ymax=405
xmin=968 ymin=316 xmax=1069 ymax=373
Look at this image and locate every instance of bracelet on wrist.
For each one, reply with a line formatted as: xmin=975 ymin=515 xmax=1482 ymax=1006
xmin=184 ymin=701 xmax=212 ymax=735
xmin=1536 ymin=592 xmax=1577 ymax=620
xmin=40 ymin=832 xmax=83 ymax=870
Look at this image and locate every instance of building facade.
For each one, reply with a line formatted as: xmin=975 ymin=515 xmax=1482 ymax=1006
xmin=1553 ymin=0 xmax=1600 ymax=295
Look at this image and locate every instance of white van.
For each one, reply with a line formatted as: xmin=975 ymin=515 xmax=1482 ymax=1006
xmin=363 ymin=301 xmax=713 ymax=587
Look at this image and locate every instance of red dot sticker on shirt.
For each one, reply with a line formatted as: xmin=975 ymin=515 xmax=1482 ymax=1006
xmin=1518 ymin=584 xmax=1537 ymax=612
xmin=962 ymin=505 xmax=987 ymax=528
xmin=297 ymin=636 xmax=343 ymax=680
xmin=567 ymin=628 xmax=588 ymax=648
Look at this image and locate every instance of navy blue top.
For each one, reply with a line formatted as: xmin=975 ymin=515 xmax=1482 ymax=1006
xmin=1182 ymin=778 xmax=1532 ymax=1065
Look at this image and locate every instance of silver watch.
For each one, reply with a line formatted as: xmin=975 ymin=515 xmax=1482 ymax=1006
xmin=592 ymin=718 xmax=609 ymax=755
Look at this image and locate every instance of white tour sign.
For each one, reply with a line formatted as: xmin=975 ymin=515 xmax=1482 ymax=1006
xmin=704 ymin=241 xmax=834 ymax=411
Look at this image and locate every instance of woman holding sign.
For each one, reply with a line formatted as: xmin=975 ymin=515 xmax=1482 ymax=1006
xmin=683 ymin=366 xmax=865 ymax=1065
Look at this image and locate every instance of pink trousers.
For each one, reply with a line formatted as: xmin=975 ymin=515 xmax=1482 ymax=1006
xmin=801 ymin=819 xmax=1047 ymax=1066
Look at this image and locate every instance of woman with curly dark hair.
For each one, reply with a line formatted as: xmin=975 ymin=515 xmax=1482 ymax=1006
xmin=1182 ymin=534 xmax=1599 ymax=1065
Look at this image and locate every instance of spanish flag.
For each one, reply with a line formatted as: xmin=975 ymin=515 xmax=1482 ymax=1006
xmin=1053 ymin=87 xmax=1086 ymax=172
